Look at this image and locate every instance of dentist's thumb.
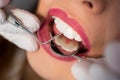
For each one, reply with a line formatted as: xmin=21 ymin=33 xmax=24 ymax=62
xmin=0 ymin=0 xmax=41 ymax=52
xmin=71 ymin=41 xmax=120 ymax=80
xmin=104 ymin=41 xmax=120 ymax=74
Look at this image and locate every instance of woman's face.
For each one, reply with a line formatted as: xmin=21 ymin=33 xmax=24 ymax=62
xmin=27 ymin=0 xmax=120 ymax=80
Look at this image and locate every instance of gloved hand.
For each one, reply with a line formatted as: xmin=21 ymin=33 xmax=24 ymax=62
xmin=71 ymin=41 xmax=120 ymax=80
xmin=0 ymin=0 xmax=40 ymax=51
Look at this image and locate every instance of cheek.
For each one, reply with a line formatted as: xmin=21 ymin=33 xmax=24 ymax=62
xmin=26 ymin=46 xmax=76 ymax=80
xmin=37 ymin=0 xmax=53 ymax=16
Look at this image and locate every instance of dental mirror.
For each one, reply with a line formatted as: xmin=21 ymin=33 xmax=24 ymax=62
xmin=50 ymin=41 xmax=92 ymax=62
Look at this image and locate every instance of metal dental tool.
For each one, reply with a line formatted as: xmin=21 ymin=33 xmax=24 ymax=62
xmin=71 ymin=53 xmax=92 ymax=62
xmin=50 ymin=41 xmax=92 ymax=62
xmin=4 ymin=8 xmax=62 ymax=44
xmin=63 ymin=50 xmax=93 ymax=62
xmin=4 ymin=8 xmax=92 ymax=62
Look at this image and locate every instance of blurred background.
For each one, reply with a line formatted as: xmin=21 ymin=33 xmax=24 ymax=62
xmin=10 ymin=0 xmax=38 ymax=12
xmin=0 ymin=0 xmax=45 ymax=80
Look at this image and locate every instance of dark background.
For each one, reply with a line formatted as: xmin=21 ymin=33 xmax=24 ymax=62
xmin=10 ymin=0 xmax=38 ymax=12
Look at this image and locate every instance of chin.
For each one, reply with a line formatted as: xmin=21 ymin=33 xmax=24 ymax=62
xmin=26 ymin=46 xmax=76 ymax=80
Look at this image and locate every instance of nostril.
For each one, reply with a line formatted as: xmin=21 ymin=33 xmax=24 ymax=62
xmin=82 ymin=0 xmax=106 ymax=14
xmin=83 ymin=1 xmax=93 ymax=9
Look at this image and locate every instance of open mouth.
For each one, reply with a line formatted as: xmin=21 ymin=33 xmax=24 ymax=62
xmin=51 ymin=16 xmax=88 ymax=56
xmin=37 ymin=8 xmax=90 ymax=61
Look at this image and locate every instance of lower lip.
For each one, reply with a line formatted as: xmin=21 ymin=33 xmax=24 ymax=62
xmin=37 ymin=8 xmax=90 ymax=61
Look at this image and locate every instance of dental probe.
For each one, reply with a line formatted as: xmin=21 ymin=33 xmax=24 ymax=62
xmin=71 ymin=55 xmax=93 ymax=63
xmin=4 ymin=8 xmax=62 ymax=44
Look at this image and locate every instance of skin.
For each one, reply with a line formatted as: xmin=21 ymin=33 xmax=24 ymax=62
xmin=27 ymin=0 xmax=120 ymax=80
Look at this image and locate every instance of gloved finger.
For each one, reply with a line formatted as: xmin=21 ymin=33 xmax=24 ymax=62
xmin=0 ymin=8 xmax=40 ymax=51
xmin=71 ymin=60 xmax=92 ymax=80
xmin=0 ymin=0 xmax=9 ymax=23
xmin=0 ymin=9 xmax=6 ymax=23
xmin=104 ymin=41 xmax=120 ymax=74
xmin=90 ymin=63 xmax=120 ymax=80
xmin=71 ymin=58 xmax=103 ymax=80
xmin=0 ymin=23 xmax=39 ymax=51
xmin=71 ymin=42 xmax=120 ymax=80
xmin=71 ymin=58 xmax=104 ymax=80
xmin=0 ymin=0 xmax=9 ymax=8
xmin=11 ymin=9 xmax=40 ymax=33
xmin=72 ymin=59 xmax=120 ymax=80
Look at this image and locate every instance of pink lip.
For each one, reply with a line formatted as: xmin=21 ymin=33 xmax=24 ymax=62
xmin=37 ymin=8 xmax=91 ymax=61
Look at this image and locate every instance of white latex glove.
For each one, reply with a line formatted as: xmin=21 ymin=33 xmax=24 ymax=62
xmin=71 ymin=41 xmax=120 ymax=80
xmin=0 ymin=0 xmax=40 ymax=51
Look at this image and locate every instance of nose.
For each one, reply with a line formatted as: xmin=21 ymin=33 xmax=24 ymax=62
xmin=82 ymin=0 xmax=106 ymax=14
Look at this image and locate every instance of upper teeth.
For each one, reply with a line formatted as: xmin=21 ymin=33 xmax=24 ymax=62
xmin=52 ymin=16 xmax=82 ymax=42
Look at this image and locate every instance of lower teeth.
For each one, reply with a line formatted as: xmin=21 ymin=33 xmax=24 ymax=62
xmin=50 ymin=40 xmax=88 ymax=56
xmin=54 ymin=34 xmax=79 ymax=52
